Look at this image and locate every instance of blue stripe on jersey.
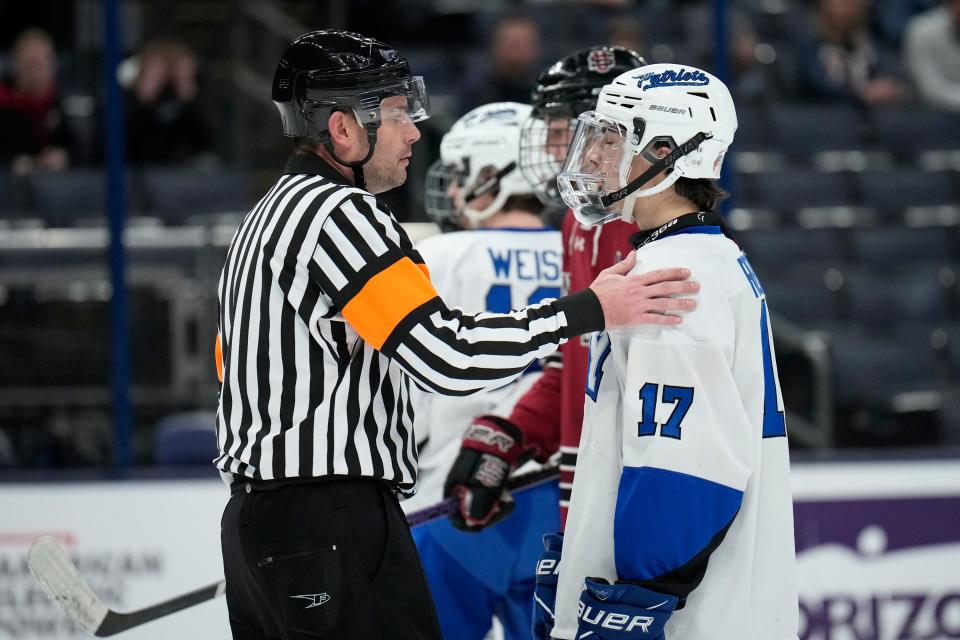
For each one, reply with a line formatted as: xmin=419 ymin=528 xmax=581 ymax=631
xmin=614 ymin=466 xmax=742 ymax=581
xmin=760 ymin=300 xmax=787 ymax=438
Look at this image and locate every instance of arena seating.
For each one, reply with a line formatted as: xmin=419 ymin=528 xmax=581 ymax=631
xmin=24 ymin=169 xmax=111 ymax=227
xmin=6 ymin=168 xmax=250 ymax=229
xmin=769 ymin=105 xmax=866 ymax=157
xmin=152 ymin=411 xmax=218 ymax=466
xmin=141 ymin=168 xmax=249 ymax=225
xmin=732 ymin=112 xmax=960 ymax=447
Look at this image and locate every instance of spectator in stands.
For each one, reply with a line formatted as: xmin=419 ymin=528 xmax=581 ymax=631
xmin=126 ymin=40 xmax=215 ymax=166
xmin=729 ymin=12 xmax=785 ymax=104
xmin=458 ymin=13 xmax=541 ymax=113
xmin=903 ymin=0 xmax=960 ymax=112
xmin=0 ymin=28 xmax=73 ymax=174
xmin=796 ymin=0 xmax=907 ymax=106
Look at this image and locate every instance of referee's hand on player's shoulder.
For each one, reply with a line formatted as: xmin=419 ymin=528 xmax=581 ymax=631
xmin=589 ymin=251 xmax=699 ymax=329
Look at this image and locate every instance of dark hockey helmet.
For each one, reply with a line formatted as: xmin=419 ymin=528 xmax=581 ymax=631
xmin=272 ymin=30 xmax=430 ymax=187
xmin=521 ymin=46 xmax=647 ymax=206
xmin=272 ymin=29 xmax=429 ymax=138
xmin=532 ymin=46 xmax=648 ymax=117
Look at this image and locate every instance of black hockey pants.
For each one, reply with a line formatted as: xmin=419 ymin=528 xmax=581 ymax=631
xmin=221 ymin=476 xmax=443 ymax=640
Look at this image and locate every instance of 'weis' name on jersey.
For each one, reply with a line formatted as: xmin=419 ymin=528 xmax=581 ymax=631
xmin=488 ymin=247 xmax=561 ymax=282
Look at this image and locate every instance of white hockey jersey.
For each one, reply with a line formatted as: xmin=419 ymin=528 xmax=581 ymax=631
xmin=402 ymin=227 xmax=563 ymax=512
xmin=553 ymin=225 xmax=798 ymax=639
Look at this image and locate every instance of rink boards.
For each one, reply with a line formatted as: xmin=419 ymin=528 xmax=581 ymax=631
xmin=2 ymin=458 xmax=959 ymax=640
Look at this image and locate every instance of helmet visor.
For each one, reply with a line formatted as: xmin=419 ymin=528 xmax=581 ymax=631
xmin=519 ymin=114 xmax=578 ymax=207
xmin=557 ymin=111 xmax=635 ymax=226
xmin=307 ymin=75 xmax=431 ymax=125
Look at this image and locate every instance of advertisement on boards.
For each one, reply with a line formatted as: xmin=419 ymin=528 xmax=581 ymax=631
xmin=1 ymin=459 xmax=959 ymax=639
xmin=793 ymin=460 xmax=960 ymax=640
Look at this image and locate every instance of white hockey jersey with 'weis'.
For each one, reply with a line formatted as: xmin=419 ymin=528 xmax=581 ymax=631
xmin=402 ymin=227 xmax=562 ymax=511
xmin=552 ymin=224 xmax=799 ymax=639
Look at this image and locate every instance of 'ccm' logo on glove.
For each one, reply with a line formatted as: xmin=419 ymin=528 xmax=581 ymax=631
xmin=463 ymin=423 xmax=517 ymax=454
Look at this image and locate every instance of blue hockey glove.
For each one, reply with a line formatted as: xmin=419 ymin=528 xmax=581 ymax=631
xmin=576 ymin=578 xmax=679 ymax=639
xmin=532 ymin=532 xmax=563 ymax=640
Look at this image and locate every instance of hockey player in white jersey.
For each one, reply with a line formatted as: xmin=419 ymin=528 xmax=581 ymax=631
xmin=549 ymin=65 xmax=799 ymax=639
xmin=404 ymin=101 xmax=563 ymax=640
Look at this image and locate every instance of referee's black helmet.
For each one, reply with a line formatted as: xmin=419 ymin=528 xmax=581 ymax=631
xmin=272 ymin=30 xmax=430 ymax=186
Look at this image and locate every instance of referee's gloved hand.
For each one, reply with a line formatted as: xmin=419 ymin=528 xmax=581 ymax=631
xmin=444 ymin=415 xmax=527 ymax=532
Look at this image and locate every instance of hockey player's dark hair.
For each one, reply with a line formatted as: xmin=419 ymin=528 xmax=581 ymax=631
xmin=675 ymin=177 xmax=728 ymax=212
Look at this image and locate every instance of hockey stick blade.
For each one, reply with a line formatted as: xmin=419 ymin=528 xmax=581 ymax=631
xmin=28 ymin=536 xmax=225 ymax=637
xmin=27 ymin=465 xmax=559 ymax=636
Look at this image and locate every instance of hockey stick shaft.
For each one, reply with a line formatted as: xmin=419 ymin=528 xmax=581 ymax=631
xmin=29 ymin=465 xmax=560 ymax=636
xmin=405 ymin=464 xmax=560 ymax=527
xmin=95 ymin=581 xmax=226 ymax=637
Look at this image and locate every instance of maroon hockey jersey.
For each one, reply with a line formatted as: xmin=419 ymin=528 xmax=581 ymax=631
xmin=508 ymin=211 xmax=636 ymax=525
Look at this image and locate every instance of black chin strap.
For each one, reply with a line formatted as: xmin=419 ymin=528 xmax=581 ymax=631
xmin=320 ymin=126 xmax=379 ymax=191
xmin=599 ymin=131 xmax=711 ymax=208
xmin=463 ymin=161 xmax=517 ymax=203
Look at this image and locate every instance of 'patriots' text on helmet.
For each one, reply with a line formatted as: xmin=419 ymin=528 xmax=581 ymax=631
xmin=519 ymin=46 xmax=647 ymax=207
xmin=557 ymin=63 xmax=737 ymax=227
xmin=272 ymin=30 xmax=430 ymax=188
xmin=425 ymin=102 xmax=534 ymax=230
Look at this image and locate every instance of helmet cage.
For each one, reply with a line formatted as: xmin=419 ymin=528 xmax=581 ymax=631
xmin=424 ymin=158 xmax=464 ymax=232
xmin=424 ymin=158 xmax=521 ymax=230
xmin=518 ymin=114 xmax=578 ymax=207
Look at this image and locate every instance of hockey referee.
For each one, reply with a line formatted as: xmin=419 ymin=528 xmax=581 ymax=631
xmin=215 ymin=30 xmax=699 ymax=640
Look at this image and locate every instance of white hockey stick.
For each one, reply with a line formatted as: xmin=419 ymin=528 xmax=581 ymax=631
xmin=28 ymin=536 xmax=225 ymax=637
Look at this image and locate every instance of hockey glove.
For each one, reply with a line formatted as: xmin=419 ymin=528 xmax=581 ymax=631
xmin=576 ymin=578 xmax=679 ymax=640
xmin=444 ymin=415 xmax=526 ymax=531
xmin=532 ymin=532 xmax=563 ymax=640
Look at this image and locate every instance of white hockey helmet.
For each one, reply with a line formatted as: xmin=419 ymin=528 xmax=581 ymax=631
xmin=424 ymin=101 xmax=534 ymax=229
xmin=557 ymin=63 xmax=737 ymax=227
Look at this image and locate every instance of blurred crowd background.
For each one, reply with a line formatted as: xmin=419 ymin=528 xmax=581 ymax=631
xmin=0 ymin=0 xmax=958 ymax=471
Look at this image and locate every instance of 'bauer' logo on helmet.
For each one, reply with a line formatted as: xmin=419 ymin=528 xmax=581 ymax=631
xmin=634 ymin=68 xmax=709 ymax=91
xmin=587 ymin=49 xmax=616 ymax=74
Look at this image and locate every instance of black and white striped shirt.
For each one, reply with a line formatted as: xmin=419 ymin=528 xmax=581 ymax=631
xmin=215 ymin=153 xmax=602 ymax=493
